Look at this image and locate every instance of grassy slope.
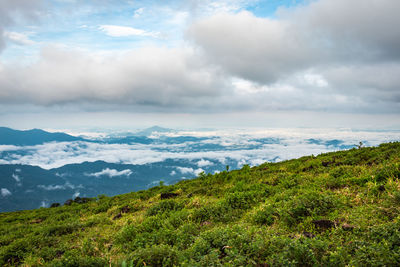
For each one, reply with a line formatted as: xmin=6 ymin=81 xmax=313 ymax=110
xmin=1 ymin=142 xmax=400 ymax=266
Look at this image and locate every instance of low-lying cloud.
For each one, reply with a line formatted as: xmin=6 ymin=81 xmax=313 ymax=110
xmin=1 ymin=188 xmax=12 ymax=197
xmin=37 ymin=182 xmax=82 ymax=191
xmin=176 ymin=167 xmax=204 ymax=176
xmin=86 ymin=168 xmax=133 ymax=178
xmin=0 ymin=128 xmax=399 ymax=170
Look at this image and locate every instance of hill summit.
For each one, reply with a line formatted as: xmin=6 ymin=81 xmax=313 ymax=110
xmin=1 ymin=142 xmax=400 ymax=266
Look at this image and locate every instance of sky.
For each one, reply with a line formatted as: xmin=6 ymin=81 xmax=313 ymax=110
xmin=0 ymin=0 xmax=399 ymax=131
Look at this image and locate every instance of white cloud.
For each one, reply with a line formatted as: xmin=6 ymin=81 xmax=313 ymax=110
xmin=0 ymin=0 xmax=399 ymax=116
xmin=194 ymin=168 xmax=205 ymax=175
xmin=197 ymin=159 xmax=213 ymax=167
xmin=0 ymin=128 xmax=399 ymax=170
xmin=99 ymin=25 xmax=157 ymax=37
xmin=133 ymin=7 xmax=144 ymax=18
xmin=0 ymin=46 xmax=224 ymax=107
xmin=176 ymin=166 xmax=204 ymax=176
xmin=176 ymin=167 xmax=194 ymax=174
xmin=186 ymin=0 xmax=400 ymax=111
xmin=170 ymin=170 xmax=176 ymax=176
xmin=37 ymin=181 xmax=82 ymax=190
xmin=12 ymin=173 xmax=21 ymax=182
xmin=0 ymin=0 xmax=42 ymax=52
xmin=4 ymin=31 xmax=35 ymax=45
xmin=86 ymin=168 xmax=132 ymax=178
xmin=1 ymin=188 xmax=12 ymax=197
xmin=40 ymin=200 xmax=48 ymax=208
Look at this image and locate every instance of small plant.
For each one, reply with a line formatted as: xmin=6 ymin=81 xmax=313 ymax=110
xmin=253 ymin=205 xmax=275 ymax=226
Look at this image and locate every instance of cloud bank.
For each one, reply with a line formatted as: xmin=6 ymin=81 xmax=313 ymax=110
xmin=0 ymin=128 xmax=399 ymax=169
xmin=0 ymin=0 xmax=398 ymax=115
xmin=86 ymin=168 xmax=133 ymax=178
xmin=37 ymin=182 xmax=82 ymax=191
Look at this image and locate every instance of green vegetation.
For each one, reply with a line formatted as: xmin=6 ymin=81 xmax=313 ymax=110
xmin=1 ymin=142 xmax=400 ymax=266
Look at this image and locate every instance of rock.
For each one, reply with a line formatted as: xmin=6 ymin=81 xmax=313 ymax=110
xmin=121 ymin=205 xmax=131 ymax=213
xmin=113 ymin=213 xmax=122 ymax=220
xmin=74 ymin=197 xmax=92 ymax=204
xmin=160 ymin=192 xmax=179 ymax=199
xmin=342 ymin=223 xmax=355 ymax=231
xmin=50 ymin=203 xmax=60 ymax=208
xmin=322 ymin=161 xmax=332 ymax=167
xmin=303 ymin=231 xmax=316 ymax=238
xmin=64 ymin=199 xmax=73 ymax=206
xmin=312 ymin=219 xmax=335 ymax=229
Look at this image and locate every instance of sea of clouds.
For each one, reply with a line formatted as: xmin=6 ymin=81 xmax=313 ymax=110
xmin=0 ymin=128 xmax=399 ymax=170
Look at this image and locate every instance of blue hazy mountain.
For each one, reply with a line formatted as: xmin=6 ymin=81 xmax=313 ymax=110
xmin=0 ymin=127 xmax=86 ymax=145
xmin=134 ymin=126 xmax=174 ymax=136
xmin=0 ymin=158 xmax=227 ymax=212
xmin=0 ymin=126 xmax=370 ymax=213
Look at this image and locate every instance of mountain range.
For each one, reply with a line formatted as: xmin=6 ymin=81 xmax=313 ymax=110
xmin=1 ymin=126 xmax=398 ymax=212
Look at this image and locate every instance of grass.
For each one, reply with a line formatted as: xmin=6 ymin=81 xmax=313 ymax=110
xmin=0 ymin=142 xmax=400 ymax=266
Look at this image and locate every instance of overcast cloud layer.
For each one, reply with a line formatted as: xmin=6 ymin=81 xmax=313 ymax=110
xmin=0 ymin=0 xmax=399 ymax=124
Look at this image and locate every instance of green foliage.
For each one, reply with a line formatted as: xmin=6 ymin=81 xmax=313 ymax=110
xmin=128 ymin=245 xmax=178 ymax=267
xmin=55 ymin=249 xmax=107 ymax=267
xmin=281 ymin=191 xmax=341 ymax=226
xmin=1 ymin=142 xmax=400 ymax=266
xmin=146 ymin=199 xmax=184 ymax=216
xmin=225 ymin=190 xmax=260 ymax=209
xmin=253 ymin=205 xmax=275 ymax=225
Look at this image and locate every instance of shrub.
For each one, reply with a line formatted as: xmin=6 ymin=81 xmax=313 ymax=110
xmin=225 ymin=191 xmax=259 ymax=210
xmin=374 ymin=164 xmax=400 ymax=182
xmin=175 ymin=223 xmax=199 ymax=250
xmin=43 ymin=223 xmax=81 ymax=237
xmin=268 ymin=237 xmax=325 ymax=266
xmin=92 ymin=200 xmax=112 ymax=214
xmin=192 ymin=202 xmax=242 ymax=223
xmin=146 ymin=200 xmax=184 ymax=216
xmin=394 ymin=191 xmax=400 ymax=204
xmin=253 ymin=205 xmax=275 ymax=226
xmin=128 ymin=245 xmax=178 ymax=267
xmin=281 ymin=191 xmax=340 ymax=226
xmin=54 ymin=249 xmax=107 ymax=267
xmin=190 ymin=226 xmax=267 ymax=265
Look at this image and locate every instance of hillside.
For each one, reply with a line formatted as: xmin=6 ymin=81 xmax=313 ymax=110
xmin=0 ymin=127 xmax=85 ymax=146
xmin=1 ymin=142 xmax=400 ymax=266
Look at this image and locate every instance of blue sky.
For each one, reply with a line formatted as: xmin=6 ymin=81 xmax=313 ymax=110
xmin=2 ymin=0 xmax=305 ymax=63
xmin=0 ymin=0 xmax=399 ymax=131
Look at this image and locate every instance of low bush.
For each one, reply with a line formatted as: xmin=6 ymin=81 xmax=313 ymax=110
xmin=146 ymin=200 xmax=184 ymax=216
xmin=128 ymin=245 xmax=178 ymax=267
xmin=253 ymin=205 xmax=276 ymax=226
xmin=281 ymin=191 xmax=341 ymax=226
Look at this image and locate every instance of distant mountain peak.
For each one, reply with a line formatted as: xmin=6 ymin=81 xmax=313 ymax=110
xmin=0 ymin=126 xmax=84 ymax=146
xmin=135 ymin=126 xmax=174 ymax=136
